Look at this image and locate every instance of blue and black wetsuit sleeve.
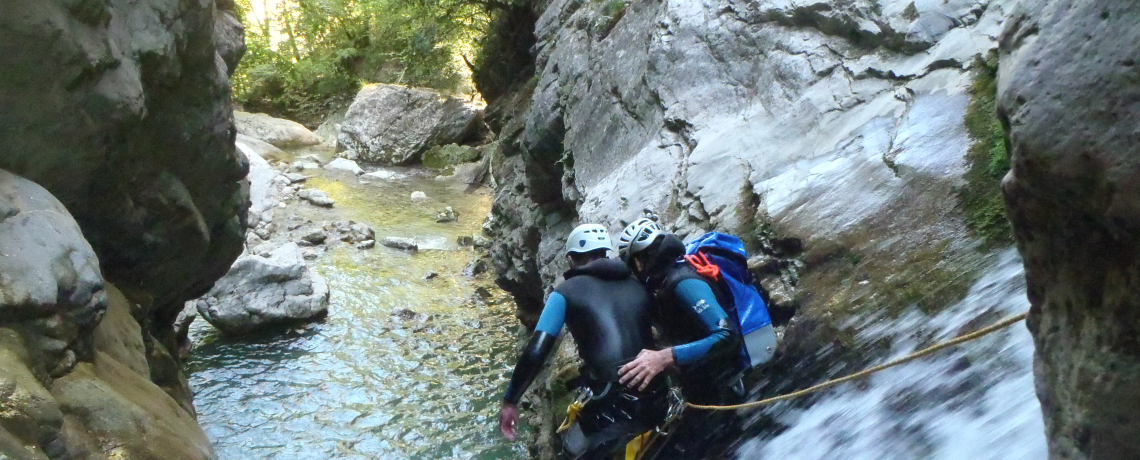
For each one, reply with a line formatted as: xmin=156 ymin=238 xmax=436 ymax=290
xmin=670 ymin=279 xmax=736 ymax=366
xmin=503 ymin=292 xmax=566 ymax=405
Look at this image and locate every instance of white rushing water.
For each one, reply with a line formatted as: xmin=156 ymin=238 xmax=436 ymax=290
xmin=738 ymin=249 xmax=1046 ymax=459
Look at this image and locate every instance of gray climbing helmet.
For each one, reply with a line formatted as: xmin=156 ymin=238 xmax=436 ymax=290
xmin=617 ymin=218 xmax=666 ymax=261
xmin=566 ymin=224 xmax=613 ymax=255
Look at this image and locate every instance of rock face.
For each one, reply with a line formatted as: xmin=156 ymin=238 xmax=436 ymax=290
xmin=479 ymin=0 xmax=1018 ymax=455
xmin=235 ymin=110 xmax=323 ymax=148
xmin=0 ymin=0 xmax=249 ymax=353
xmin=0 ymin=170 xmax=214 ymax=459
xmin=0 ymin=0 xmax=246 ymax=458
xmin=485 ymin=0 xmax=1009 ymax=319
xmin=196 ymin=243 xmax=330 ymax=335
xmin=337 ymin=84 xmax=483 ymax=164
xmin=998 ymin=2 xmax=1140 ymax=458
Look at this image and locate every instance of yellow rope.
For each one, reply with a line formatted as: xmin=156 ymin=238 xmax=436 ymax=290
xmin=685 ymin=310 xmax=1030 ymax=411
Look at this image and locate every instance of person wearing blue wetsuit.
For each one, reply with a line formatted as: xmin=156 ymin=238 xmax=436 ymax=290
xmin=616 ymin=218 xmax=744 ymax=405
xmin=615 ymin=218 xmax=745 ymax=459
xmin=499 ymin=224 xmax=667 ymax=459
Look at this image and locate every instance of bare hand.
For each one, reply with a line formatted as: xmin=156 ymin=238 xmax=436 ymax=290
xmin=618 ymin=348 xmax=674 ymax=391
xmin=499 ymin=403 xmax=519 ymax=440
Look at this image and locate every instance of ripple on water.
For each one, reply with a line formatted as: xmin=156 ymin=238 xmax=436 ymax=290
xmin=187 ymin=163 xmax=530 ymax=459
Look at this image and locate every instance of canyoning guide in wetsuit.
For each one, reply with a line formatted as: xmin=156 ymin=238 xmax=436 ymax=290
xmin=616 ymin=218 xmax=744 ymax=404
xmin=499 ymin=224 xmax=667 ymax=459
xmin=615 ymin=218 xmax=746 ymax=458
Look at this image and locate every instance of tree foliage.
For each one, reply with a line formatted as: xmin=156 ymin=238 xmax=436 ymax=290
xmin=232 ymin=0 xmax=501 ymax=127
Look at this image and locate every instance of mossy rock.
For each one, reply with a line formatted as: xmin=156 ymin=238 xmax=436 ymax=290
xmin=422 ymin=144 xmax=481 ymax=170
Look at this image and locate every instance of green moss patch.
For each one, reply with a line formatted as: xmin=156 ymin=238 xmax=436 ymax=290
xmin=958 ymin=52 xmax=1013 ymax=246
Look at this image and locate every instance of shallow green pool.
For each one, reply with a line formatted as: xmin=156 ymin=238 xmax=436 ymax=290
xmin=186 ymin=159 xmax=530 ymax=459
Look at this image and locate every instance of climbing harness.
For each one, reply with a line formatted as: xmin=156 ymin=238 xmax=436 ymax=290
xmin=683 ymin=310 xmax=1030 ymax=412
xmin=557 ymin=385 xmax=595 ymax=434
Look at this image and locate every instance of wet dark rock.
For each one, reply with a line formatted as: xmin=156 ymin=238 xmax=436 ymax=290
xmin=301 ymin=230 xmax=327 ymax=245
xmin=457 ymin=235 xmax=475 ymax=247
xmin=436 ymin=206 xmax=459 ymax=223
xmin=391 ymin=308 xmax=430 ymax=323
xmin=463 ymin=259 xmax=490 ymax=278
xmin=423 ymin=271 xmax=440 ymax=281
xmin=999 ymin=1 xmax=1140 ymax=457
xmin=381 ymin=237 xmax=418 ymax=251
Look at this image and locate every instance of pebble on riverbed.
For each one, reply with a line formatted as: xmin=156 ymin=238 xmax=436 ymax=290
xmin=410 ymin=191 xmax=428 ymax=203
xmin=435 ymin=206 xmax=458 ymax=223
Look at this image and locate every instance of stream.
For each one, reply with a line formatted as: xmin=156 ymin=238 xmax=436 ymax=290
xmin=185 ymin=149 xmax=530 ymax=459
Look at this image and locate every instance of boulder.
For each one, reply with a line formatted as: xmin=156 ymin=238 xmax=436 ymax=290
xmin=196 ymin=243 xmax=330 ymax=335
xmin=337 ymin=84 xmax=483 ymax=165
xmin=411 ymin=191 xmax=428 ymax=203
xmin=998 ymin=1 xmax=1140 ymax=457
xmin=436 ymin=206 xmax=459 ymax=223
xmin=298 ymin=189 xmax=335 ymax=208
xmin=0 ymin=170 xmax=213 ymax=459
xmin=234 ymin=111 xmax=322 ymax=148
xmin=381 ymin=237 xmax=419 ymax=251
xmin=326 ymin=158 xmax=364 ymax=175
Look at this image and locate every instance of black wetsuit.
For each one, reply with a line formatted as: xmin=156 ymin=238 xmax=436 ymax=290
xmin=503 ymin=258 xmax=667 ymax=459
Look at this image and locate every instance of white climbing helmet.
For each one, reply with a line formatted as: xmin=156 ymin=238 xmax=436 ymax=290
xmin=617 ymin=218 xmax=666 ymax=261
xmin=566 ymin=223 xmax=614 ymax=254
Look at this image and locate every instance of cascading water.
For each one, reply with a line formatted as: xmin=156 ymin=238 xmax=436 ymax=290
xmin=737 ymin=249 xmax=1045 ymax=459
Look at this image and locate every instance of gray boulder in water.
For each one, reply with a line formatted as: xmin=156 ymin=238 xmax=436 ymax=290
xmin=196 ymin=243 xmax=330 ymax=335
xmin=234 ymin=111 xmax=322 ymax=148
xmin=337 ymin=84 xmax=483 ymax=165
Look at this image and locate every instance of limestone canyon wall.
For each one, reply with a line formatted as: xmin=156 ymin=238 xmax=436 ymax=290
xmin=998 ymin=1 xmax=1140 ymax=458
xmin=481 ymin=0 xmax=1019 ymax=455
xmin=0 ymin=0 xmax=247 ymax=458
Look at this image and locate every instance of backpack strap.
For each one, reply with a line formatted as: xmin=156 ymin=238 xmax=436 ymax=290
xmin=683 ymin=251 xmax=721 ymax=282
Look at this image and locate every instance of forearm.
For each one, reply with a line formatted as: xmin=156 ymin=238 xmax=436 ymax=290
xmin=503 ymin=331 xmax=556 ymax=404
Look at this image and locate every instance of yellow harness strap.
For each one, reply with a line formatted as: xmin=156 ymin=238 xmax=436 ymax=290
xmin=556 ymin=400 xmax=584 ymax=434
xmin=624 ymin=431 xmax=652 ymax=460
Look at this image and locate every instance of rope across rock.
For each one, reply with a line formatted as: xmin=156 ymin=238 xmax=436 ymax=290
xmin=684 ymin=310 xmax=1030 ymax=412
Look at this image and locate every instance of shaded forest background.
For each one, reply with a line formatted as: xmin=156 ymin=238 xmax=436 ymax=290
xmin=231 ymin=0 xmax=534 ymax=127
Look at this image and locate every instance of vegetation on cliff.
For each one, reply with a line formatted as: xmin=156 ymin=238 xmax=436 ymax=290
xmin=959 ymin=52 xmax=1013 ymax=246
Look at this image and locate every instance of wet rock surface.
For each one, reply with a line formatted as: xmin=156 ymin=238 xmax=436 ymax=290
xmin=479 ymin=0 xmax=1021 ymax=455
xmin=0 ymin=0 xmax=247 ymax=458
xmin=0 ymin=169 xmax=214 ymax=459
xmin=337 ymin=84 xmax=484 ymax=165
xmin=196 ymin=243 xmax=331 ymax=335
xmin=998 ymin=1 xmax=1140 ymax=457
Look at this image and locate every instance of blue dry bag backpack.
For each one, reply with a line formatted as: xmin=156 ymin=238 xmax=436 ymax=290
xmin=684 ymin=232 xmax=778 ymax=368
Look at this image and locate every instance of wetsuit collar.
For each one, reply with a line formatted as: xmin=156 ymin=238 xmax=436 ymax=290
xmin=564 ymin=258 xmax=631 ymax=281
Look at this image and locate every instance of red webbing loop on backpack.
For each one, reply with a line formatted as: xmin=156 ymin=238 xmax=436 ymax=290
xmin=684 ymin=252 xmax=720 ymax=282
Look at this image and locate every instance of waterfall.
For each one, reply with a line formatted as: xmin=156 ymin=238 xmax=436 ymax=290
xmin=738 ymin=249 xmax=1046 ymax=459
